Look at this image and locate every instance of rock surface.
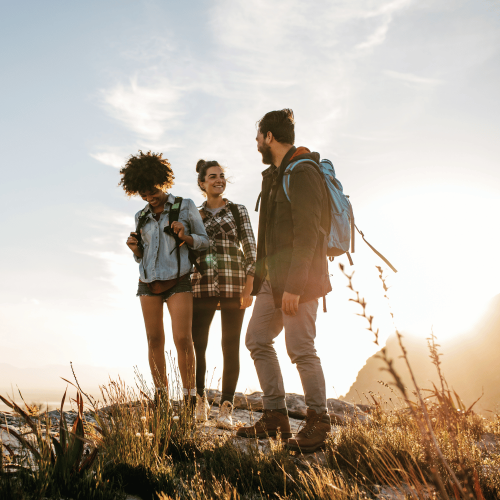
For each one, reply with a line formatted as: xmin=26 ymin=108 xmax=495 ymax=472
xmin=205 ymin=389 xmax=371 ymax=424
xmin=1 ymin=404 xmax=328 ymax=468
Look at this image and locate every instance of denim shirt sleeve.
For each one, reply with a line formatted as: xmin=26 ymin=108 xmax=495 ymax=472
xmin=186 ymin=198 xmax=209 ymax=250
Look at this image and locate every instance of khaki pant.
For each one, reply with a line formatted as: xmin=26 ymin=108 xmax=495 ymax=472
xmin=245 ymin=281 xmax=327 ymax=414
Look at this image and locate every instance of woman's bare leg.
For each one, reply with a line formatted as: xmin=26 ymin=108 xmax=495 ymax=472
xmin=166 ymin=292 xmax=195 ymax=390
xmin=140 ymin=295 xmax=167 ymax=389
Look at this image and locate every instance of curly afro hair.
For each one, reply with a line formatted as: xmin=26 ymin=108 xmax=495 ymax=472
xmin=119 ymin=150 xmax=175 ymax=196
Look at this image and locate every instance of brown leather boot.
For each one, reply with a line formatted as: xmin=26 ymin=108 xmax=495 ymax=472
xmin=236 ymin=409 xmax=292 ymax=439
xmin=286 ymin=409 xmax=331 ymax=453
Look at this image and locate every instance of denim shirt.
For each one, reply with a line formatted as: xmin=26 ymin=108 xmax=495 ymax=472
xmin=134 ymin=194 xmax=209 ymax=283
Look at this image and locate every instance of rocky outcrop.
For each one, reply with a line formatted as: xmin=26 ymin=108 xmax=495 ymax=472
xmin=205 ymin=389 xmax=371 ymax=424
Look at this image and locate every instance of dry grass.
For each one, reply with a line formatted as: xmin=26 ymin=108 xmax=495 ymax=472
xmin=2 ymin=264 xmax=500 ymax=499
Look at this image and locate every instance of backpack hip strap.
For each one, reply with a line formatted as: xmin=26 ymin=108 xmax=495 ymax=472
xmin=354 ymin=225 xmax=398 ymax=273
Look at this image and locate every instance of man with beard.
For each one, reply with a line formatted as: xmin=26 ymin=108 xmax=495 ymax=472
xmin=236 ymin=109 xmax=332 ymax=452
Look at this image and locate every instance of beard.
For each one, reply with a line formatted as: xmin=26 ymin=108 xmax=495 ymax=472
xmin=258 ymin=143 xmax=273 ymax=165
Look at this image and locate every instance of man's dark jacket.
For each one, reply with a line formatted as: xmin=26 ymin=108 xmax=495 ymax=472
xmin=252 ymin=146 xmax=332 ymax=307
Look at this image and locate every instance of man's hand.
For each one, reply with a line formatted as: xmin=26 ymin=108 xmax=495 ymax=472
xmin=282 ymin=291 xmax=300 ymax=316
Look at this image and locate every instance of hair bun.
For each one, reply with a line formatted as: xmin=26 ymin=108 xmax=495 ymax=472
xmin=196 ymin=159 xmax=206 ymax=173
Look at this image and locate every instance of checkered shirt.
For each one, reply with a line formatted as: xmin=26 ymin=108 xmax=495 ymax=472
xmin=192 ymin=200 xmax=257 ymax=298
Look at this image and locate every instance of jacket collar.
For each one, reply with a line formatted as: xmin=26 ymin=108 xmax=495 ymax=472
xmin=278 ymin=146 xmax=297 ymax=175
xmin=261 ymin=146 xmax=296 ymax=179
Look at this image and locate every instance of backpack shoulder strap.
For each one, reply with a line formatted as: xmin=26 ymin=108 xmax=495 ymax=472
xmin=255 ymin=192 xmax=262 ymax=212
xmin=134 ymin=207 xmax=151 ymax=249
xmin=166 ymin=197 xmax=183 ymax=281
xmin=228 ymin=203 xmax=242 ymax=242
xmin=167 ymin=196 xmax=204 ymax=276
xmin=169 ymin=196 xmax=183 ymax=223
xmin=282 ymin=159 xmax=320 ymax=202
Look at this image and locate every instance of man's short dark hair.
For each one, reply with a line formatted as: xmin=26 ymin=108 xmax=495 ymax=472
xmin=257 ymin=108 xmax=295 ymax=144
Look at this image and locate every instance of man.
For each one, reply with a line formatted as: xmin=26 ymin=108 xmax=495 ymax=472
xmin=236 ymin=109 xmax=332 ymax=452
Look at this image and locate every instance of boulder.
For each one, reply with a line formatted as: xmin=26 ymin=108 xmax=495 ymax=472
xmin=205 ymin=390 xmax=371 ymax=424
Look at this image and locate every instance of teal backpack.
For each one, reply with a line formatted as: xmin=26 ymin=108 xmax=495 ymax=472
xmin=283 ymin=158 xmax=397 ymax=273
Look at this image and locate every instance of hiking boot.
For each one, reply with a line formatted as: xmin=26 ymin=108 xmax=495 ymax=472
xmin=287 ymin=409 xmax=331 ymax=453
xmin=236 ymin=409 xmax=292 ymax=439
xmin=216 ymin=400 xmax=234 ymax=430
xmin=195 ymin=394 xmax=210 ymax=422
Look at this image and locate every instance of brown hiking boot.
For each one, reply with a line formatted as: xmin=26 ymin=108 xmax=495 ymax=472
xmin=287 ymin=409 xmax=331 ymax=453
xmin=236 ymin=409 xmax=292 ymax=439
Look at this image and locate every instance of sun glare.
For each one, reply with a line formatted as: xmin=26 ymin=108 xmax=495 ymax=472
xmin=359 ymin=184 xmax=500 ymax=340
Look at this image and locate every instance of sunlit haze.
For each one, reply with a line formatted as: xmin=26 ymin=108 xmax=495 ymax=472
xmin=1 ymin=0 xmax=499 ymax=403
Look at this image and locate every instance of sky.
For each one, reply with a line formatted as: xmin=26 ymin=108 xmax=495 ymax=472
xmin=1 ymin=0 xmax=499 ymax=403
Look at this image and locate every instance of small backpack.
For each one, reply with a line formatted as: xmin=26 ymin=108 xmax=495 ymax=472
xmin=283 ymin=159 xmax=397 ymax=273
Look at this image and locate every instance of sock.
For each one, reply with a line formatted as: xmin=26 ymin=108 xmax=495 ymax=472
xmin=221 ymin=393 xmax=234 ymax=406
xmin=272 ymin=408 xmax=288 ymax=416
xmin=197 ymin=387 xmax=205 ymax=398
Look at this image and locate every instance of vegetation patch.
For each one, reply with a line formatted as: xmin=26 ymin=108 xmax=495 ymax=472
xmin=2 ymin=265 xmax=500 ymax=499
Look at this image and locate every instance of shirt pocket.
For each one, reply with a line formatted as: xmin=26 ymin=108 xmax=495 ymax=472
xmin=140 ymin=222 xmax=155 ymax=245
xmin=220 ymin=219 xmax=238 ymax=243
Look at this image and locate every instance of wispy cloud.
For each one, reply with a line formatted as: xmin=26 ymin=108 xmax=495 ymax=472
xmin=94 ymin=0 xmax=415 ymax=157
xmin=101 ymin=77 xmax=183 ymax=140
xmin=90 ymin=151 xmax=126 ymax=169
xmin=93 ymin=0 xmax=419 ymax=179
xmin=355 ymin=19 xmax=391 ymax=51
xmin=354 ymin=0 xmax=411 ymax=52
xmin=384 ymin=70 xmax=444 ymax=86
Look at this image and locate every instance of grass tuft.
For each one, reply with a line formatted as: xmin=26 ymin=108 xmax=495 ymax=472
xmin=1 ymin=264 xmax=499 ymax=498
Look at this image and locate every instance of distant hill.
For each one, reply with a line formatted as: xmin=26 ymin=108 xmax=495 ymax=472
xmin=342 ymin=294 xmax=500 ymax=415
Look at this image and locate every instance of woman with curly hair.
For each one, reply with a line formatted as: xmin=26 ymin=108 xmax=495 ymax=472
xmin=191 ymin=159 xmax=257 ymax=429
xmin=120 ymin=151 xmax=209 ymax=407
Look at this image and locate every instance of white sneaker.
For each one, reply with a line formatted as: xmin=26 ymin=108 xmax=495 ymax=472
xmin=195 ymin=394 xmax=210 ymax=422
xmin=216 ymin=400 xmax=234 ymax=430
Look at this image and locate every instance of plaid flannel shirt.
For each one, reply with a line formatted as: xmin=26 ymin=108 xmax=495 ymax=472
xmin=192 ymin=200 xmax=257 ymax=298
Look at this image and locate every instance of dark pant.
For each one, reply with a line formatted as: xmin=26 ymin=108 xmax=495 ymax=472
xmin=192 ymin=297 xmax=246 ymax=403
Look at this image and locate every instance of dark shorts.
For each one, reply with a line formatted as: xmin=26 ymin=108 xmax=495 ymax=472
xmin=136 ymin=275 xmax=192 ymax=302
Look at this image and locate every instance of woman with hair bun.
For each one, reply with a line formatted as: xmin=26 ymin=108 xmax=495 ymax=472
xmin=121 ymin=151 xmax=209 ymax=409
xmin=192 ymin=159 xmax=257 ymax=429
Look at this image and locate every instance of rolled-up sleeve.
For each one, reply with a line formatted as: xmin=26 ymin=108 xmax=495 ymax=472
xmin=238 ymin=205 xmax=257 ymax=276
xmin=187 ymin=199 xmax=209 ymax=250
